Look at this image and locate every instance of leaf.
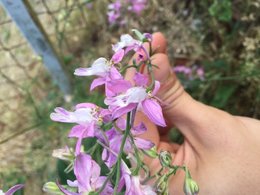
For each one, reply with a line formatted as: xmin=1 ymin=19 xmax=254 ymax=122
xmin=209 ymin=0 xmax=232 ymax=22
xmin=211 ymin=84 xmax=237 ymax=108
xmin=132 ymin=29 xmax=145 ymax=41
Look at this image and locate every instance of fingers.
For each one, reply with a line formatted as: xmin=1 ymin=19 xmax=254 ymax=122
xmin=148 ymin=48 xmax=248 ymax=155
xmin=126 ymin=32 xmax=246 ymax=156
xmin=149 ymin=32 xmax=167 ymax=54
xmin=133 ymin=111 xmax=176 ymax=172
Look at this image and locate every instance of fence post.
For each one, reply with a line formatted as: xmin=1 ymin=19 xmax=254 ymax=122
xmin=0 ymin=0 xmax=72 ymax=96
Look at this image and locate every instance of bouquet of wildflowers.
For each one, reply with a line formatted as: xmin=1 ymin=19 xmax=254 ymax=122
xmin=43 ymin=30 xmax=199 ymax=195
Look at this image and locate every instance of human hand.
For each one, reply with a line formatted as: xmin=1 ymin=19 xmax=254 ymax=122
xmin=125 ymin=32 xmax=260 ymax=194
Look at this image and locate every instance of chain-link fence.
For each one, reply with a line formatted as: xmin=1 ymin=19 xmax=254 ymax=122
xmin=0 ymin=1 xmax=107 ymax=191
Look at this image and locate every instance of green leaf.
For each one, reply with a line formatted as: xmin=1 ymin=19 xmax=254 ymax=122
xmin=209 ymin=0 xmax=232 ymax=22
xmin=211 ymin=84 xmax=237 ymax=108
xmin=132 ymin=29 xmax=145 ymax=41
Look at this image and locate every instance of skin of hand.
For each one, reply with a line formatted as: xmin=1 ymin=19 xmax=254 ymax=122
xmin=125 ymin=32 xmax=260 ymax=195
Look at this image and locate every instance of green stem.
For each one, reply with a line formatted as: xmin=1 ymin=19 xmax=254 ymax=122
xmin=87 ymin=142 xmax=99 ymax=156
xmin=113 ymin=112 xmax=131 ymax=194
xmin=128 ymin=107 xmax=142 ymax=174
xmin=120 ymin=65 xmax=138 ymax=73
xmin=146 ymin=62 xmax=155 ymax=91
xmin=129 ymin=134 xmax=142 ymax=175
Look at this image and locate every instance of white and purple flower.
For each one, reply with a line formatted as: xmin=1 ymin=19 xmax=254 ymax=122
xmin=105 ymin=73 xmax=166 ymax=127
xmin=119 ymin=162 xmax=156 ymax=195
xmin=102 ymin=118 xmax=154 ymax=167
xmin=50 ymin=103 xmax=111 ymax=155
xmin=74 ymin=57 xmax=125 ymax=96
xmin=112 ymin=33 xmax=150 ymax=62
xmin=58 ymin=153 xmax=113 ymax=195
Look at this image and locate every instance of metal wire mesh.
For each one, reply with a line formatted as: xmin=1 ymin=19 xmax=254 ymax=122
xmin=0 ymin=0 xmax=95 ymax=177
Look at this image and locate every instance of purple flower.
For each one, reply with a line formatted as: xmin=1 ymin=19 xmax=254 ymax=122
xmin=120 ymin=162 xmax=156 ymax=195
xmin=58 ymin=153 xmax=113 ymax=195
xmin=196 ymin=67 xmax=205 ymax=80
xmin=107 ymin=0 xmax=147 ymax=25
xmin=173 ymin=65 xmax=192 ymax=75
xmin=112 ymin=34 xmax=140 ymax=52
xmin=105 ymin=77 xmax=166 ymax=126
xmin=112 ymin=34 xmax=150 ymax=61
xmin=128 ymin=0 xmax=147 ymax=15
xmin=0 ymin=184 xmax=24 ymax=195
xmin=74 ymin=57 xmax=125 ymax=96
xmin=74 ymin=58 xmax=110 ymax=77
xmin=174 ymin=65 xmax=205 ymax=81
xmin=107 ymin=0 xmax=121 ymax=24
xmin=102 ymin=118 xmax=154 ymax=167
xmin=50 ymin=103 xmax=111 ymax=155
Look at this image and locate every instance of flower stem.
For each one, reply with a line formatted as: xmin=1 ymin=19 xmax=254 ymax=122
xmin=146 ymin=62 xmax=155 ymax=91
xmin=129 ymin=134 xmax=142 ymax=175
xmin=113 ymin=112 xmax=132 ymax=194
xmin=120 ymin=64 xmax=138 ymax=73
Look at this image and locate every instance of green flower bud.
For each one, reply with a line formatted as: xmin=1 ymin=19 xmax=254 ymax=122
xmin=42 ymin=182 xmax=63 ymax=195
xmin=156 ymin=175 xmax=169 ymax=195
xmin=159 ymin=151 xmax=172 ymax=167
xmin=132 ymin=29 xmax=145 ymax=41
xmin=143 ymin=146 xmax=158 ymax=158
xmin=184 ymin=178 xmax=199 ymax=195
xmin=183 ymin=166 xmax=199 ymax=195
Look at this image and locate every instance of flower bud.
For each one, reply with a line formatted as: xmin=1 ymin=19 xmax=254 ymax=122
xmin=52 ymin=146 xmax=74 ymax=162
xmin=144 ymin=146 xmax=158 ymax=158
xmin=143 ymin=33 xmax=153 ymax=42
xmin=156 ymin=175 xmax=169 ymax=195
xmin=183 ymin=166 xmax=199 ymax=195
xmin=42 ymin=182 xmax=63 ymax=195
xmin=184 ymin=178 xmax=199 ymax=195
xmin=159 ymin=151 xmax=172 ymax=167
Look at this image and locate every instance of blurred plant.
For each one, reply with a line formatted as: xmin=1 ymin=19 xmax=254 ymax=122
xmin=209 ymin=0 xmax=232 ymax=22
xmin=174 ymin=65 xmax=204 ymax=88
xmin=107 ymin=0 xmax=147 ymax=25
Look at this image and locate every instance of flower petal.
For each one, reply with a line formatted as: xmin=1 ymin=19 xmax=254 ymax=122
xmin=111 ymin=103 xmax=137 ymax=119
xmin=68 ymin=125 xmax=86 ymax=138
xmin=109 ymin=66 xmax=123 ymax=80
xmin=56 ymin=181 xmax=79 ymax=195
xmin=134 ymin=137 xmax=154 ymax=150
xmin=134 ymin=72 xmax=148 ymax=87
xmin=131 ymin=122 xmax=147 ymax=135
xmin=106 ymin=79 xmax=131 ymax=97
xmin=50 ymin=107 xmax=72 ymax=123
xmin=74 ymin=154 xmax=92 ymax=191
xmin=74 ymin=67 xmax=90 ymax=76
xmin=96 ymin=177 xmax=113 ymax=195
xmin=142 ymin=99 xmax=166 ymax=127
xmin=152 ymin=80 xmax=160 ymax=96
xmin=5 ymin=184 xmax=24 ymax=195
xmin=67 ymin=180 xmax=78 ymax=188
xmin=90 ymin=77 xmax=106 ymax=91
xmin=112 ymin=49 xmax=125 ymax=64
xmin=74 ymin=58 xmax=109 ymax=77
xmin=75 ymin=103 xmax=96 ymax=109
